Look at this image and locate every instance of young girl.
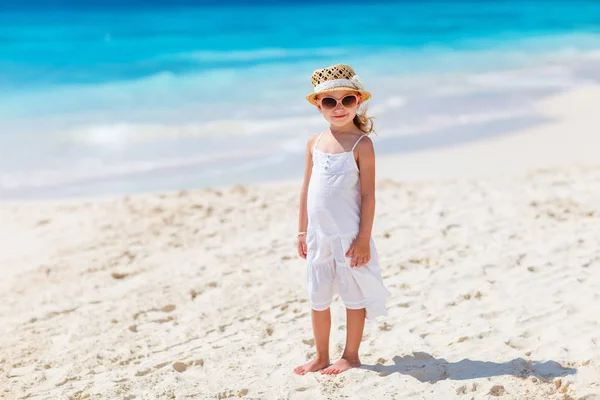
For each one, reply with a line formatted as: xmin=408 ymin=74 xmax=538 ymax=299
xmin=294 ymin=64 xmax=391 ymax=376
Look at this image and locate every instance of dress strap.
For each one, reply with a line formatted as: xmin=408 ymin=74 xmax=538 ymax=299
xmin=351 ymin=134 xmax=366 ymax=151
xmin=313 ymin=132 xmax=325 ymax=151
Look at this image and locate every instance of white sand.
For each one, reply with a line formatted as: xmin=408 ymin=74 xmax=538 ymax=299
xmin=1 ymin=86 xmax=600 ymax=400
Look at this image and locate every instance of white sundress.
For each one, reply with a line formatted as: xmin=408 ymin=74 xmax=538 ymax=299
xmin=306 ymin=132 xmax=391 ymax=319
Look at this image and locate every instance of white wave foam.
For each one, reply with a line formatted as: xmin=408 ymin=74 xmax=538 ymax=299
xmin=65 ymin=114 xmax=324 ymax=147
xmin=377 ymin=108 xmax=535 ymax=138
xmin=0 ymin=149 xmax=268 ymax=191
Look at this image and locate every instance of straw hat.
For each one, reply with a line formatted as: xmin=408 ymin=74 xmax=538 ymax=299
xmin=306 ymin=63 xmax=371 ymax=105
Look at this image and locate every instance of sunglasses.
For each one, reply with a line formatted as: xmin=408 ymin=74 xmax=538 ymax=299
xmin=319 ymin=94 xmax=358 ymax=110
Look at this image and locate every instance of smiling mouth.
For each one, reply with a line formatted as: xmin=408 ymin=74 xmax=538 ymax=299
xmin=333 ymin=114 xmax=347 ymax=119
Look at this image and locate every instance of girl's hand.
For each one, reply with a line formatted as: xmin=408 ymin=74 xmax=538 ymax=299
xmin=345 ymin=237 xmax=370 ymax=267
xmin=297 ymin=235 xmax=307 ymax=259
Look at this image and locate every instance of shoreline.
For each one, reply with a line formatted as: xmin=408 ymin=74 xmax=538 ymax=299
xmin=2 ymin=58 xmax=600 ymax=200
xmin=3 ymin=84 xmax=600 ymax=204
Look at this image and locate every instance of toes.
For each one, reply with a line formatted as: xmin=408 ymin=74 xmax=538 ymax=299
xmin=322 ymin=366 xmax=342 ymax=375
xmin=318 ymin=361 xmax=354 ymax=375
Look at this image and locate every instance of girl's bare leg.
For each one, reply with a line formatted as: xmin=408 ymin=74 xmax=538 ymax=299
xmin=321 ymin=307 xmax=365 ymax=375
xmin=294 ymin=308 xmax=331 ymax=375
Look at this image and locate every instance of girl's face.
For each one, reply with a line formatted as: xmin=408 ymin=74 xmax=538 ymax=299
xmin=316 ymin=90 xmax=361 ymax=127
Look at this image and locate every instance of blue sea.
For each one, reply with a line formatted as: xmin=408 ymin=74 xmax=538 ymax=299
xmin=1 ymin=0 xmax=600 ymax=198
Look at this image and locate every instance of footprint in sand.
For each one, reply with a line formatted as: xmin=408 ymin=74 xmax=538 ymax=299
xmin=153 ymin=316 xmax=174 ymax=324
xmin=134 ymin=304 xmax=176 ymax=319
xmin=111 ymin=272 xmax=129 ymax=280
xmin=216 ymin=389 xmax=249 ymax=399
xmin=136 ymin=360 xmax=204 ymax=377
xmin=379 ymin=322 xmax=393 ymax=331
xmin=135 ymin=368 xmax=152 ymax=377
xmin=190 ymin=288 xmax=204 ymax=300
xmin=488 ymin=384 xmax=505 ymax=396
xmin=6 ymin=365 xmax=35 ymax=378
xmin=456 ymin=336 xmax=469 ymax=343
xmin=172 ymin=362 xmax=188 ymax=372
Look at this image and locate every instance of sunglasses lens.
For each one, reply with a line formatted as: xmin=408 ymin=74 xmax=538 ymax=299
xmin=341 ymin=95 xmax=357 ymax=108
xmin=321 ymin=97 xmax=337 ymax=110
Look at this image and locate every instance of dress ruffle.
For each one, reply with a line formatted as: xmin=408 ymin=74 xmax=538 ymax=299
xmin=306 ymin=230 xmax=391 ymax=320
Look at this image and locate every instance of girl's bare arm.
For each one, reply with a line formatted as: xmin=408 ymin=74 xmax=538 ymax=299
xmin=345 ymin=136 xmax=376 ymax=267
xmin=356 ymin=137 xmax=376 ymax=241
xmin=298 ymin=137 xmax=314 ymax=231
xmin=297 ymin=134 xmax=316 ymax=258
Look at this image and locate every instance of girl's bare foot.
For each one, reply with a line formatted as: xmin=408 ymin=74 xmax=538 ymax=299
xmin=320 ymin=356 xmax=360 ymax=375
xmin=294 ymin=357 xmax=330 ymax=375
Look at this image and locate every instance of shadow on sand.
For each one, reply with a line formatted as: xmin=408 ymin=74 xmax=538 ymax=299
xmin=360 ymin=352 xmax=577 ymax=383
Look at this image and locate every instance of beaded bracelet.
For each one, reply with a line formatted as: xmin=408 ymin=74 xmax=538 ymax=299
xmin=297 ymin=232 xmax=307 ymax=237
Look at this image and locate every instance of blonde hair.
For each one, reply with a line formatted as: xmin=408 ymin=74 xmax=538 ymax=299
xmin=353 ymin=106 xmax=375 ymax=135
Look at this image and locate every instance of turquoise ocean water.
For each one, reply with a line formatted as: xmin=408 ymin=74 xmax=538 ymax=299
xmin=1 ymin=0 xmax=600 ymax=198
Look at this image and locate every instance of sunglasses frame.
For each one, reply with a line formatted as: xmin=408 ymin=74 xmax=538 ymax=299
xmin=319 ymin=94 xmax=360 ymax=111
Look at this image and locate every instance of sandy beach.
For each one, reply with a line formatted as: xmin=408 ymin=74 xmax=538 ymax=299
xmin=1 ymin=86 xmax=600 ymax=399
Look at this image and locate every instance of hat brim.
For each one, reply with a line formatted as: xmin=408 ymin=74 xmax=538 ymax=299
xmin=306 ymin=87 xmax=371 ymax=105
